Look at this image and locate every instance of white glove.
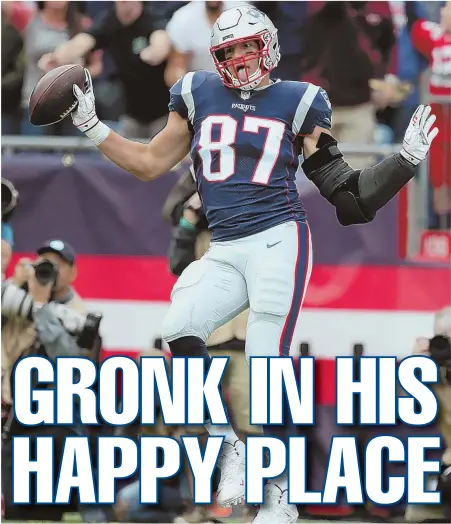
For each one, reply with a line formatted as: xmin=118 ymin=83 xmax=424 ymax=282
xmin=72 ymin=69 xmax=110 ymax=145
xmin=400 ymin=104 xmax=439 ymax=166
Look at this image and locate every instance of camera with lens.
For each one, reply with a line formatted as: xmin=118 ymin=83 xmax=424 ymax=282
xmin=1 ymin=280 xmax=102 ymax=350
xmin=429 ymin=334 xmax=451 ymax=367
xmin=1 ymin=178 xmax=19 ymax=222
xmin=32 ymin=259 xmax=59 ymax=286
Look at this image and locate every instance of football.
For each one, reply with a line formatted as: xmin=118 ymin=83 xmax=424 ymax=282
xmin=29 ymin=64 xmax=85 ymax=126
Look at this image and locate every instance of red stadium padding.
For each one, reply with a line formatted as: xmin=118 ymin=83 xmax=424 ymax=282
xmin=8 ymin=254 xmax=450 ymax=311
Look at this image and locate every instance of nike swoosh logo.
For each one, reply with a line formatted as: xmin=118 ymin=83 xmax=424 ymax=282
xmin=267 ymin=241 xmax=281 ymax=248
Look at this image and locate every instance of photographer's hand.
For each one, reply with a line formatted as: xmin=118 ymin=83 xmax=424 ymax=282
xmin=413 ymin=337 xmax=430 ymax=355
xmin=183 ymin=192 xmax=203 ymax=226
xmin=31 ymin=294 xmax=83 ymax=361
xmin=12 ymin=258 xmax=33 ymax=287
xmin=27 ymin=269 xmax=52 ymax=304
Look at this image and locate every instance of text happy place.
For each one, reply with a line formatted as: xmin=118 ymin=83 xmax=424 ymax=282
xmin=12 ymin=356 xmax=442 ymax=505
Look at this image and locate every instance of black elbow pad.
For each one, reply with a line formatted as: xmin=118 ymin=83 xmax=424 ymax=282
xmin=332 ymin=170 xmax=375 ymax=226
xmin=332 ymin=190 xmax=375 ymax=226
xmin=302 ymin=134 xmax=348 ymax=201
xmin=302 ymin=134 xmax=375 ymax=226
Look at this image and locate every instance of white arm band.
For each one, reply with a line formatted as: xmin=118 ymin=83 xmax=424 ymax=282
xmin=85 ymin=121 xmax=111 ymax=146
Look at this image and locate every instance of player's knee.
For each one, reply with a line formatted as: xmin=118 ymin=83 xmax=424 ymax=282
xmin=161 ymin=259 xmax=211 ymax=342
xmin=161 ymin=299 xmax=215 ymax=342
xmin=161 ymin=308 xmax=208 ymax=343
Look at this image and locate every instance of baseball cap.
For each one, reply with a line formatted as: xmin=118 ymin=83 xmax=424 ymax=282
xmin=36 ymin=240 xmax=76 ymax=266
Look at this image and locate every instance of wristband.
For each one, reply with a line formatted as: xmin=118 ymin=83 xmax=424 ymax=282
xmin=179 ymin=217 xmax=196 ymax=231
xmin=84 ymin=121 xmax=111 ymax=146
xmin=400 ymin=148 xmax=420 ymax=166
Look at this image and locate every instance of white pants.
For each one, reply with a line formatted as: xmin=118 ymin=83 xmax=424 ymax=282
xmin=161 ymin=221 xmax=313 ymax=358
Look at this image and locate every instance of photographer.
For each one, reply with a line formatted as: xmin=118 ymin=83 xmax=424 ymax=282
xmin=406 ymin=306 xmax=451 ymax=522
xmin=1 ymin=239 xmax=102 ymax=521
xmin=2 ymin=239 xmax=102 ymax=404
xmin=1 ymin=178 xmax=19 ymax=279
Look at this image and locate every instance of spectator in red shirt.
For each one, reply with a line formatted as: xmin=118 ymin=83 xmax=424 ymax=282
xmin=411 ymin=2 xmax=451 ymax=227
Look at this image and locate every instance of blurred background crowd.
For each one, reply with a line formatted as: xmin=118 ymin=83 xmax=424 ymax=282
xmin=1 ymin=1 xmax=451 ymax=523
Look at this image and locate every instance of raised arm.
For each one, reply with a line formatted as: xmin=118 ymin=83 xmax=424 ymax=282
xmin=39 ymin=33 xmax=97 ymax=74
xmin=53 ymin=33 xmax=97 ymax=65
xmin=302 ymin=104 xmax=438 ymax=226
xmin=70 ymin=70 xmax=191 ymax=181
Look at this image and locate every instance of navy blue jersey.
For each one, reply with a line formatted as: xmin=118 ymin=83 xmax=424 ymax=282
xmin=169 ymin=71 xmax=332 ymax=241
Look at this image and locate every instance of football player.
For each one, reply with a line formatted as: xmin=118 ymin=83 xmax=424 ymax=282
xmin=70 ymin=6 xmax=438 ymax=523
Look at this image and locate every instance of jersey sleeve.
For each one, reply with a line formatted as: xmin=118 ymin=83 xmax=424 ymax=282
xmin=168 ymin=76 xmax=190 ymax=119
xmin=168 ymin=71 xmax=209 ymax=121
xmin=293 ymin=84 xmax=332 ymax=136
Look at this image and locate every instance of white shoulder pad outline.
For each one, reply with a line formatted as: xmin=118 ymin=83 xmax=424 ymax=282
xmin=292 ymin=83 xmax=320 ymax=135
xmin=181 ymin=71 xmax=196 ymax=124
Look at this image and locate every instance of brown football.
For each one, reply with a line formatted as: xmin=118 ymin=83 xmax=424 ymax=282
xmin=29 ymin=64 xmax=85 ymax=126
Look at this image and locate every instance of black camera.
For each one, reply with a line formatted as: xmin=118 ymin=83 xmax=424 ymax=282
xmin=1 ymin=178 xmax=19 ymax=222
xmin=429 ymin=334 xmax=451 ymax=368
xmin=33 ymin=260 xmax=58 ymax=286
xmin=76 ymin=311 xmax=103 ymax=351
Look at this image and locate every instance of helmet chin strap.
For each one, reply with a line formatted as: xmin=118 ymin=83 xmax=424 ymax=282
xmin=238 ymin=78 xmax=263 ymax=91
xmin=239 ymin=72 xmax=272 ymax=92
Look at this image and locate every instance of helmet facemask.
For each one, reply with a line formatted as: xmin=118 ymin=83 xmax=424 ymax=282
xmin=211 ymin=32 xmax=276 ymax=91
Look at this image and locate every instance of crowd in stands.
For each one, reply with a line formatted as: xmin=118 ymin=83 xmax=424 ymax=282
xmin=1 ymin=0 xmax=450 ymax=222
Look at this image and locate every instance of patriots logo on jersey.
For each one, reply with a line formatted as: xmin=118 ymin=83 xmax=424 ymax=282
xmin=232 ymin=103 xmax=256 ymax=112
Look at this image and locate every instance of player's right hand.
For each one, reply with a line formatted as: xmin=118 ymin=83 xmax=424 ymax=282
xmin=400 ymin=105 xmax=439 ymax=166
xmin=71 ymin=69 xmax=99 ymax=134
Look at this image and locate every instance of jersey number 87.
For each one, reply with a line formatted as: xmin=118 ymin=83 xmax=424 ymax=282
xmin=198 ymin=115 xmax=286 ymax=185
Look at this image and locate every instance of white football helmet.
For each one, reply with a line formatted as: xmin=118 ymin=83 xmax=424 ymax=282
xmin=210 ymin=6 xmax=280 ymax=91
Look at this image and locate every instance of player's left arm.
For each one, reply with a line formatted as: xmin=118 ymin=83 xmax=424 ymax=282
xmin=302 ymin=104 xmax=438 ymax=226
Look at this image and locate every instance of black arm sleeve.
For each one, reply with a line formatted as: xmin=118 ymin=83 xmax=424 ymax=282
xmin=168 ymin=226 xmax=198 ymax=277
xmin=358 ymin=154 xmax=416 ymax=210
xmin=302 ymin=135 xmax=416 ymax=226
xmin=331 ymin=154 xmax=416 ymax=226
